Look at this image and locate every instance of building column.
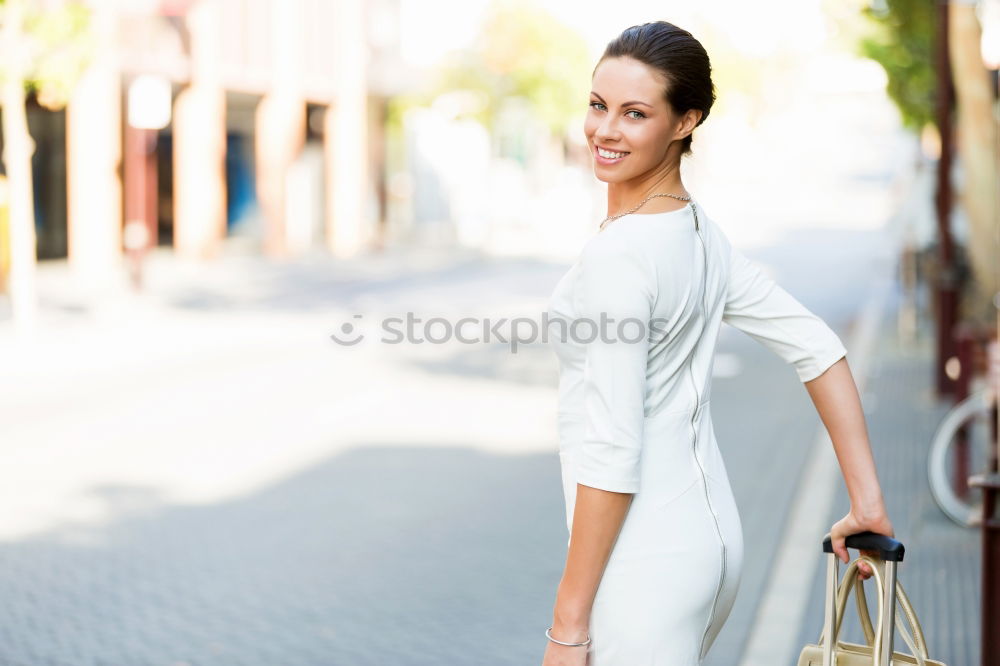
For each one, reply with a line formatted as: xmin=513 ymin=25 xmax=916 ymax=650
xmin=254 ymin=0 xmax=305 ymax=259
xmin=255 ymin=94 xmax=305 ymax=259
xmin=173 ymin=0 xmax=226 ymax=260
xmin=66 ymin=2 xmax=121 ymax=290
xmin=324 ymin=0 xmax=371 ymax=257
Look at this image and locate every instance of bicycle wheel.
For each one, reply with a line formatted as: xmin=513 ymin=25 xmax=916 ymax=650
xmin=926 ymin=389 xmax=995 ymax=527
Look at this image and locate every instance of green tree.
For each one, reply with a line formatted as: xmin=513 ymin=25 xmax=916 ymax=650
xmin=0 ymin=0 xmax=92 ymax=334
xmin=850 ymin=0 xmax=997 ymax=325
xmin=387 ymin=0 xmax=591 ymax=139
xmin=854 ymin=0 xmax=935 ymax=132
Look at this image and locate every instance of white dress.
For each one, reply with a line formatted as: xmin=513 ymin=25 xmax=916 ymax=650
xmin=546 ymin=200 xmax=847 ymax=665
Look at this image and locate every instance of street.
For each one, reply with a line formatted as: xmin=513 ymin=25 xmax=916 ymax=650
xmin=0 ymin=214 xmax=978 ymax=665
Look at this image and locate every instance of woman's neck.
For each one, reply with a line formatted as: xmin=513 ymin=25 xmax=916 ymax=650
xmin=606 ymin=171 xmax=688 ymax=216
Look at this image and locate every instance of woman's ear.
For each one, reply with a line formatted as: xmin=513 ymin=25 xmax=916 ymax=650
xmin=682 ymin=109 xmax=703 ymax=137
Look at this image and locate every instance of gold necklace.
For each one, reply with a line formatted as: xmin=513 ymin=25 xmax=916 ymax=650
xmin=599 ymin=192 xmax=692 ymax=231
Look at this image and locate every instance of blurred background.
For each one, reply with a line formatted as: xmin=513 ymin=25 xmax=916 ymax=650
xmin=0 ymin=0 xmax=997 ymax=664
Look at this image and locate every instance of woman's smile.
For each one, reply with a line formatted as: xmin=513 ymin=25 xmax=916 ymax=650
xmin=594 ymin=144 xmax=630 ymax=164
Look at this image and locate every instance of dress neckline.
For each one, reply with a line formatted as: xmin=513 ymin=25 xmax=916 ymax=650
xmin=621 ymin=201 xmax=693 ymax=218
xmin=598 ymin=200 xmax=697 ymax=234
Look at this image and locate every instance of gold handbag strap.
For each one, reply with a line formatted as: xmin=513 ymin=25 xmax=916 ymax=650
xmin=851 ymin=556 xmax=930 ymax=657
xmin=817 ymin=555 xmax=929 ymax=665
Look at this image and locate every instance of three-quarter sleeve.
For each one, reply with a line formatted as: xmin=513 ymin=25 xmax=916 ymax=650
xmin=571 ymin=235 xmax=654 ymax=494
xmin=722 ymin=238 xmax=847 ymax=383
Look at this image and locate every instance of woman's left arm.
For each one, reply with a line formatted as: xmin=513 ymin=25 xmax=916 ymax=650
xmin=549 ymin=485 xmax=632 ymax=643
xmin=543 ymin=234 xmax=653 ymax=662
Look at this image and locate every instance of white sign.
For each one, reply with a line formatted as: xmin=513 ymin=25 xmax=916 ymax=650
xmin=127 ymin=74 xmax=172 ymax=130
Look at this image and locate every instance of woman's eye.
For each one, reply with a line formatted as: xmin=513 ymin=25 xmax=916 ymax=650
xmin=589 ymin=102 xmax=643 ymax=119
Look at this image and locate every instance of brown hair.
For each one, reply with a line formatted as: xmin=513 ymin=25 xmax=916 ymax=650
xmin=595 ymin=21 xmax=716 ymax=157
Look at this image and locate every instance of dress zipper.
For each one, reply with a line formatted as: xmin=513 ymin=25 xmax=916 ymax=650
xmin=688 ymin=202 xmax=728 ymax=659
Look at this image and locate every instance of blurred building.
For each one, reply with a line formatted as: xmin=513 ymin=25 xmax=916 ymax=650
xmin=19 ymin=0 xmax=409 ymax=288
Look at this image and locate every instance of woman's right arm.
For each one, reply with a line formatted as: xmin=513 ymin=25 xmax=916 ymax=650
xmin=720 ymin=236 xmax=892 ymax=576
xmin=803 ymin=358 xmax=894 ymax=578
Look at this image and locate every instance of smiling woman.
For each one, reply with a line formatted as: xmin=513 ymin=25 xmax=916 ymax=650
xmin=583 ymin=27 xmax=715 ymax=221
xmin=541 ymin=19 xmax=893 ymax=666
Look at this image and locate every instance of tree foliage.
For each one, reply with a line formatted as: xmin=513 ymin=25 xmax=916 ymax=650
xmin=386 ymin=0 xmax=590 ymax=137
xmin=0 ymin=0 xmax=94 ymax=110
xmin=857 ymin=0 xmax=936 ymax=132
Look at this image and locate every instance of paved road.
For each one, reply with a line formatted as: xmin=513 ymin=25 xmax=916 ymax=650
xmin=0 ymin=216 xmax=971 ymax=665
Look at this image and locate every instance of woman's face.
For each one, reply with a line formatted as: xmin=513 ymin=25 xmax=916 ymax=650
xmin=585 ymin=56 xmax=693 ymax=183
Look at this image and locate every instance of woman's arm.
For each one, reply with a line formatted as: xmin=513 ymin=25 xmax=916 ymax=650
xmin=804 ymin=357 xmax=894 ymax=576
xmin=549 ymin=485 xmax=632 ymax=642
xmin=804 ymin=357 xmax=884 ymax=510
xmin=718 ymin=235 xmax=893 ymax=575
xmin=543 ymin=234 xmax=653 ymax=662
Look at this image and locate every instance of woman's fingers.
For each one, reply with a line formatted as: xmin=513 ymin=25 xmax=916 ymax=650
xmin=856 ymin=549 xmax=878 ymax=579
xmin=831 ymin=510 xmax=897 ymax=580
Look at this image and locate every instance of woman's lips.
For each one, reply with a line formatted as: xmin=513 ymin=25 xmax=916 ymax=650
xmin=594 ymin=145 xmax=630 ymax=164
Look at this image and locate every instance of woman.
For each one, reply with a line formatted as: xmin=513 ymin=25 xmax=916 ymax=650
xmin=542 ymin=21 xmax=895 ymax=666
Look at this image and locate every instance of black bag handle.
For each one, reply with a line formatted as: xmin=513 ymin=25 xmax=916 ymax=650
xmin=822 ymin=530 xmax=905 ymax=562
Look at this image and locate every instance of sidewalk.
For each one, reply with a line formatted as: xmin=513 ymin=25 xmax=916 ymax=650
xmin=0 ymin=244 xmax=577 ymax=666
xmin=0 ymin=233 xmax=981 ymax=665
xmin=785 ymin=284 xmax=982 ymax=665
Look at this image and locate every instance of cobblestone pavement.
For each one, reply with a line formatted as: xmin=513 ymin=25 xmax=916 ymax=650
xmin=0 ymin=220 xmax=978 ymax=665
xmin=788 ymin=290 xmax=981 ymax=666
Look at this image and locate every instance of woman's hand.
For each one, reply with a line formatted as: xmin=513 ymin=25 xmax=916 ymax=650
xmin=541 ymin=624 xmax=590 ymax=666
xmin=829 ymin=506 xmax=895 ymax=580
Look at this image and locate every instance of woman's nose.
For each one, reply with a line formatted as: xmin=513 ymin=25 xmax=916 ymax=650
xmin=595 ymin=117 xmax=620 ymax=142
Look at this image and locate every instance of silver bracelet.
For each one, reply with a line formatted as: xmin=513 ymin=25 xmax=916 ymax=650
xmin=546 ymin=626 xmax=592 ymax=647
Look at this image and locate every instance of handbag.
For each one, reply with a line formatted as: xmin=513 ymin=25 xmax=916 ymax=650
xmin=797 ymin=532 xmax=947 ymax=666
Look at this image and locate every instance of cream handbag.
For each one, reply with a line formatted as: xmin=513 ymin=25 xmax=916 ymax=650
xmin=798 ymin=532 xmax=947 ymax=666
